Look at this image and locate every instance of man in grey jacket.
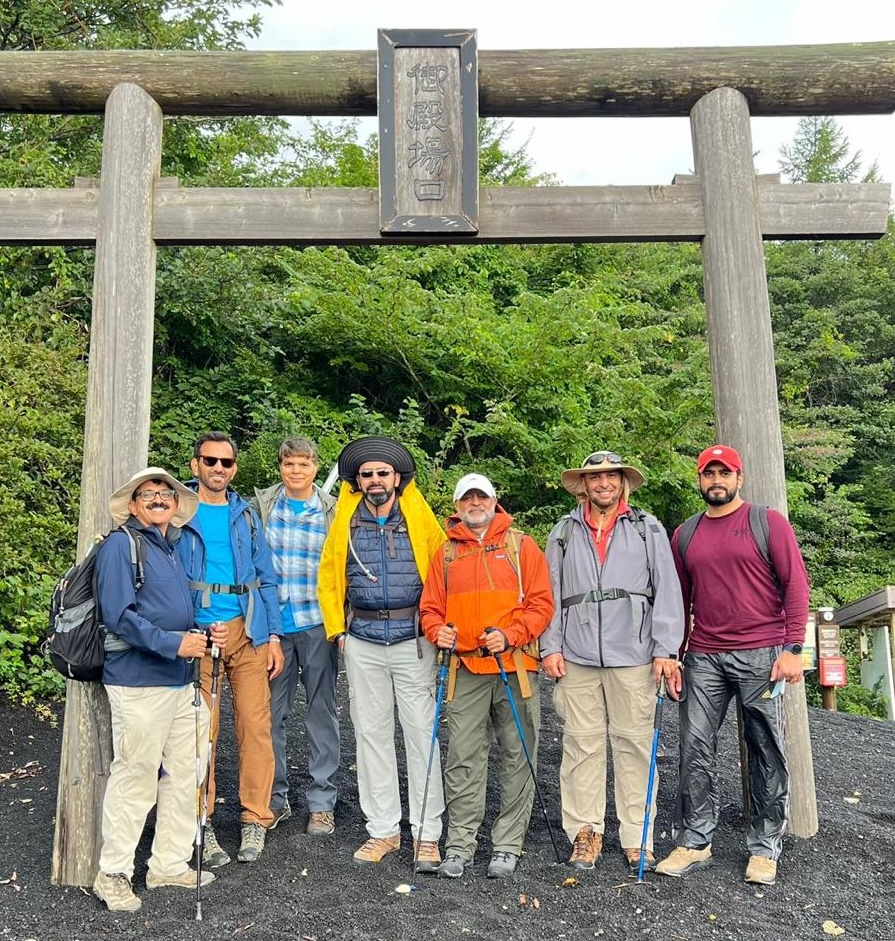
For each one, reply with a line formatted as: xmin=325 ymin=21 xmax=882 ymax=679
xmin=541 ymin=451 xmax=684 ymax=873
xmin=254 ymin=437 xmax=339 ymax=838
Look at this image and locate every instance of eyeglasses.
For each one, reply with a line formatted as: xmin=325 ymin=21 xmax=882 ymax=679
xmin=584 ymin=451 xmax=622 ymax=466
xmin=136 ymin=489 xmax=177 ymax=502
xmin=199 ymin=455 xmax=235 ymax=468
xmin=358 ymin=469 xmax=393 ymax=479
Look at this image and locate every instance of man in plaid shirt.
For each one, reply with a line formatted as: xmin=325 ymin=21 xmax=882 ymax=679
xmin=254 ymin=437 xmax=339 ymax=836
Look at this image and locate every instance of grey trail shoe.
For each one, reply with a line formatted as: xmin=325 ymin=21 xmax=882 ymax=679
xmin=437 ymin=855 xmax=470 ymax=879
xmin=487 ymin=851 xmax=519 ymax=878
xmin=93 ymin=871 xmax=141 ymax=912
xmin=237 ymin=822 xmax=267 ymax=862
xmin=202 ymin=823 xmax=231 ymax=868
xmin=269 ymin=799 xmax=292 ymax=831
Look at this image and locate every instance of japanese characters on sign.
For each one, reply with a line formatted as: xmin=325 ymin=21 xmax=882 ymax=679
xmin=378 ymin=29 xmax=478 ymax=234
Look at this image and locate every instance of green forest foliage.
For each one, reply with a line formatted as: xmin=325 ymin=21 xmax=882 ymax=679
xmin=1 ymin=3 xmax=894 ymax=715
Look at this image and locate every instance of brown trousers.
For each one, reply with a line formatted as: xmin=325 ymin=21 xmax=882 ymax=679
xmin=201 ymin=617 xmax=274 ymax=827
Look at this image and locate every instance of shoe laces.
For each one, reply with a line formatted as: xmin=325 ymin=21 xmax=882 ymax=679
xmin=103 ymin=873 xmax=135 ymax=897
xmin=491 ymin=851 xmax=515 ymax=863
xmin=242 ymin=823 xmax=265 ymax=848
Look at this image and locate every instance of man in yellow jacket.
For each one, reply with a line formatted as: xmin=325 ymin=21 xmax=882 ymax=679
xmin=318 ymin=437 xmax=446 ymax=869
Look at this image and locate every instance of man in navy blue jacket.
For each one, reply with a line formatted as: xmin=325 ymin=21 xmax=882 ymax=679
xmin=177 ymin=432 xmax=283 ymax=867
xmin=93 ymin=467 xmax=228 ymax=913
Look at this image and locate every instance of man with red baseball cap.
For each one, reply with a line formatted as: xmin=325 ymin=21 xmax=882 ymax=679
xmin=695 ymin=445 xmax=742 ymax=473
xmin=655 ymin=444 xmax=809 ymax=887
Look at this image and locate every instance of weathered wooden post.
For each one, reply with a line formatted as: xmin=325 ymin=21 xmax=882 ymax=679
xmin=690 ymin=85 xmax=819 ymax=839
xmin=51 ymin=82 xmax=163 ymax=886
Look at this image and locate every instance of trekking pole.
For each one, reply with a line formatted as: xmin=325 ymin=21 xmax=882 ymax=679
xmin=410 ymin=627 xmax=454 ymax=888
xmin=485 ymin=629 xmax=564 ymax=864
xmin=636 ymin=676 xmax=667 ymax=884
xmin=195 ymin=627 xmax=223 ymax=921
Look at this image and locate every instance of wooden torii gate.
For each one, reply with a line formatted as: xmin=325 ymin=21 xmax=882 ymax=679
xmin=0 ymin=39 xmax=891 ymax=886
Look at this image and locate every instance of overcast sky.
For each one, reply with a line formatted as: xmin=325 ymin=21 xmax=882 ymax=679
xmin=249 ymin=1 xmax=895 ymax=187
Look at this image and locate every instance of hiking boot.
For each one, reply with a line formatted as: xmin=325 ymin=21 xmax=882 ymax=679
xmin=146 ymin=867 xmax=215 ymax=889
xmin=93 ymin=871 xmax=141 ymax=912
xmin=487 ymin=851 xmax=519 ymax=878
xmin=745 ymin=854 xmax=777 ymax=885
xmin=353 ymin=833 xmax=400 ymax=864
xmin=413 ymin=839 xmax=442 ymax=874
xmin=624 ymin=847 xmax=657 ymax=874
xmin=306 ymin=810 xmax=335 ymax=836
xmin=437 ymin=855 xmax=469 ymax=879
xmin=655 ymin=845 xmax=713 ymax=878
xmin=569 ymin=826 xmax=602 ymax=870
xmin=269 ymin=799 xmax=292 ymax=831
xmin=237 ymin=823 xmax=267 ymax=863
xmin=202 ymin=824 xmax=231 ymax=868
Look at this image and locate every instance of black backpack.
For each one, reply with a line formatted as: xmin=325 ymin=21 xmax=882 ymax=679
xmin=44 ymin=527 xmax=145 ymax=682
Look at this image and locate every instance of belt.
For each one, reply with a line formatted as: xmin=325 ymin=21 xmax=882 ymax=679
xmin=351 ymin=606 xmax=418 ymax=621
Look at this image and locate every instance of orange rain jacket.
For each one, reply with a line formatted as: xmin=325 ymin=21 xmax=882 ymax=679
xmin=419 ymin=506 xmax=553 ymax=675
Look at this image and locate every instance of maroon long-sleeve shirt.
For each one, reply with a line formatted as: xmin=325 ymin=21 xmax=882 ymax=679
xmin=671 ymin=502 xmax=810 ymax=653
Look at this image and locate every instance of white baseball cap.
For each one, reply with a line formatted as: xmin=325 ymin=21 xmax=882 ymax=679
xmin=453 ymin=473 xmax=497 ymax=502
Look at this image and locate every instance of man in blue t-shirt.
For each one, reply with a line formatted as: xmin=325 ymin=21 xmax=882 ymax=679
xmin=177 ymin=431 xmax=283 ymax=868
xmin=254 ymin=437 xmax=339 ymax=837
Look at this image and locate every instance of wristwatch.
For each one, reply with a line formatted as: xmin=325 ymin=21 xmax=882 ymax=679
xmin=783 ymin=643 xmax=803 ymax=654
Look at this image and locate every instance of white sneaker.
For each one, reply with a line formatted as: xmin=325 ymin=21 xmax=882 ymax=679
xmin=93 ymin=871 xmax=141 ymax=912
xmin=146 ymin=867 xmax=215 ymax=889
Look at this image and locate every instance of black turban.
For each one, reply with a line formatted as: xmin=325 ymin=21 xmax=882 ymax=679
xmin=336 ymin=436 xmax=417 ymax=493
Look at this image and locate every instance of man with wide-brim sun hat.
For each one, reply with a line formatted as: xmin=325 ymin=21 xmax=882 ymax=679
xmin=107 ymin=466 xmax=199 ymax=528
xmin=318 ymin=436 xmax=447 ymax=869
xmin=93 ymin=467 xmax=228 ymax=913
xmin=541 ymin=449 xmax=684 ymax=875
xmin=560 ymin=451 xmax=646 ymax=500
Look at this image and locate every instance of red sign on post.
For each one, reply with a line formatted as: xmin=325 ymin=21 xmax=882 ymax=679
xmin=819 ymin=656 xmax=847 ymax=688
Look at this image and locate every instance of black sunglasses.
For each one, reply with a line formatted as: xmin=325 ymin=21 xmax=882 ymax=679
xmin=358 ymin=469 xmax=393 ymax=479
xmin=199 ymin=455 xmax=235 ymax=468
xmin=584 ymin=451 xmax=623 ymax=466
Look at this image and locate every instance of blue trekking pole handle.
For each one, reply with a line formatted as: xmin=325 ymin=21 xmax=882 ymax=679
xmin=637 ymin=675 xmax=667 ymax=883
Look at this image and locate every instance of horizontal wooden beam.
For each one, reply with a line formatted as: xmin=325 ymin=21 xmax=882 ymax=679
xmin=0 ymin=181 xmax=888 ymax=246
xmin=1 ymin=44 xmax=895 ymax=117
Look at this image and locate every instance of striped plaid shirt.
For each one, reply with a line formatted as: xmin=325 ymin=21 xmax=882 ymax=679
xmin=264 ymin=489 xmax=327 ymax=632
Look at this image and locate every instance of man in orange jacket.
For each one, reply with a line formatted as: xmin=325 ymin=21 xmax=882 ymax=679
xmin=420 ymin=473 xmax=554 ymax=879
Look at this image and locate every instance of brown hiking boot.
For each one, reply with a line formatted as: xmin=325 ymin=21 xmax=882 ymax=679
xmin=624 ymin=847 xmax=657 ymax=873
xmin=745 ymin=854 xmax=777 ymax=885
xmin=413 ymin=839 xmax=442 ymax=873
xmin=655 ymin=845 xmax=713 ymax=877
xmin=306 ymin=810 xmax=335 ymax=836
xmin=353 ymin=833 xmax=400 ymax=864
xmin=568 ymin=826 xmax=602 ymax=870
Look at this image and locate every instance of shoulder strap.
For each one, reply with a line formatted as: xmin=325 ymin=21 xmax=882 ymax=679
xmin=627 ymin=506 xmax=648 ymax=542
xmin=675 ymin=511 xmax=705 ymax=572
xmin=748 ymin=503 xmax=772 ymax=567
xmin=505 ymin=528 xmax=525 ymax=603
xmin=119 ymin=526 xmax=146 ymax=590
xmin=554 ymin=515 xmax=574 ymax=549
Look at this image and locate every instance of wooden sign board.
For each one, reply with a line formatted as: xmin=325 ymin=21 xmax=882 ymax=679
xmin=378 ymin=29 xmax=478 ymax=234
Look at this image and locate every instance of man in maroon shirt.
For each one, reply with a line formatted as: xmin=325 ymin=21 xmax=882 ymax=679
xmin=655 ymin=445 xmax=809 ymax=887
